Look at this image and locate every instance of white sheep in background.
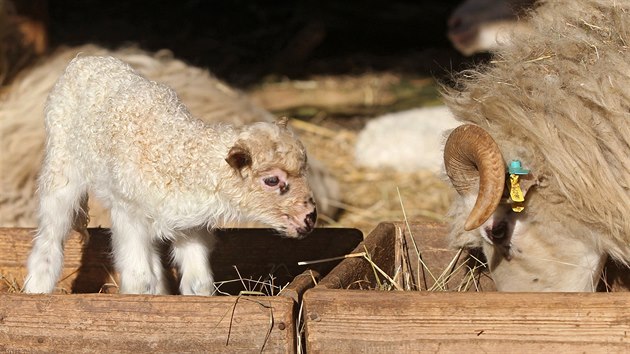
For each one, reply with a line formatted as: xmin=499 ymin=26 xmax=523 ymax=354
xmin=443 ymin=0 xmax=630 ymax=291
xmin=354 ymin=105 xmax=460 ymax=173
xmin=24 ymin=56 xmax=317 ymax=295
xmin=0 ymin=44 xmax=339 ymax=228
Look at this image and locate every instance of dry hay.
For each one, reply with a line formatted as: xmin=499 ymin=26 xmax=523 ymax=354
xmin=252 ymin=74 xmax=462 ymax=290
xmin=294 ymin=120 xmax=453 ymax=235
xmin=259 ymin=74 xmax=483 ymax=293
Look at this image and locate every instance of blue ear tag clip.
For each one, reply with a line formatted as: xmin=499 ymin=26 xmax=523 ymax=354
xmin=508 ymin=160 xmax=529 ymax=212
xmin=508 ymin=160 xmax=530 ymax=175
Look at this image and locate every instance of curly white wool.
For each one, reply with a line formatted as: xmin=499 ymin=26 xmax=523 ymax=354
xmin=24 ymin=56 xmax=317 ymax=295
xmin=0 ymin=44 xmax=338 ymax=227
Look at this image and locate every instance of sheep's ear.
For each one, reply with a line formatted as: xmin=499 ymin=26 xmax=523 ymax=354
xmin=226 ymin=145 xmax=252 ymax=171
xmin=519 ymin=172 xmax=540 ymax=197
xmin=276 ymin=116 xmax=289 ymax=128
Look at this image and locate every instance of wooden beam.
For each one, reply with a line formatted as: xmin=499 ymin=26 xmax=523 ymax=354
xmin=304 ymin=289 xmax=630 ymax=352
xmin=0 ymin=227 xmax=362 ymax=352
xmin=0 ymin=227 xmax=363 ymax=295
xmin=317 ymin=221 xmax=495 ymax=291
xmin=0 ymin=293 xmax=295 ymax=353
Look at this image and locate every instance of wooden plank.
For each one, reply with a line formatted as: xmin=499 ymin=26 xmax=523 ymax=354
xmin=0 ymin=227 xmax=362 ymax=295
xmin=0 ymin=228 xmax=110 ymax=293
xmin=0 ymin=293 xmax=294 ymax=353
xmin=304 ymin=289 xmax=630 ymax=353
xmin=317 ymin=222 xmax=396 ymax=290
xmin=0 ymin=227 xmax=362 ymax=352
xmin=318 ymin=221 xmax=629 ymax=292
xmin=318 ymin=221 xmax=494 ymax=291
xmin=394 ymin=221 xmax=495 ymax=291
xmin=211 ymin=227 xmax=363 ymax=297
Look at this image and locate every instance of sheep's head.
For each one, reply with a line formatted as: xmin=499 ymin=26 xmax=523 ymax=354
xmin=447 ymin=0 xmax=535 ymax=56
xmin=225 ymin=117 xmax=317 ymax=238
xmin=444 ymin=124 xmax=606 ymax=291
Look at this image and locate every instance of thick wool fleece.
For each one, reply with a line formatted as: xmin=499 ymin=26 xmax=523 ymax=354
xmin=443 ymin=0 xmax=630 ymax=262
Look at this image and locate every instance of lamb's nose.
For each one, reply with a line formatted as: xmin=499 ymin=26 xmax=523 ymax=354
xmin=296 ymin=209 xmax=317 ymax=237
xmin=305 ymin=209 xmax=317 ymax=229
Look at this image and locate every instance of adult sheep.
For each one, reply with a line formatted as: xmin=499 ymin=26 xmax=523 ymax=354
xmin=443 ymin=0 xmax=630 ymax=291
xmin=0 ymin=44 xmax=339 ymax=228
xmin=25 ymin=55 xmax=317 ymax=295
xmin=447 ymin=0 xmax=536 ymax=56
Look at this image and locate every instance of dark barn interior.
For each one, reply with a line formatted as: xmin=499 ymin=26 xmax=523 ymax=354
xmin=44 ymin=0 xmax=482 ymax=87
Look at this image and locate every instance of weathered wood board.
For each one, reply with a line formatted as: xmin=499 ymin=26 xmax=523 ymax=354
xmin=317 ymin=221 xmax=630 ymax=292
xmin=304 ymin=289 xmax=630 ymax=353
xmin=0 ymin=227 xmax=363 ymax=295
xmin=317 ymin=221 xmax=495 ymax=291
xmin=0 ymin=227 xmax=362 ymax=353
xmin=0 ymin=293 xmax=294 ymax=353
xmin=305 ymin=221 xmax=630 ymax=352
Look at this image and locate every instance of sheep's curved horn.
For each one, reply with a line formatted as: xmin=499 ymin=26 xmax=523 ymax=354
xmin=444 ymin=124 xmax=505 ymax=231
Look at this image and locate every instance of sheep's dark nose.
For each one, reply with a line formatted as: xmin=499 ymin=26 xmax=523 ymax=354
xmin=448 ymin=16 xmax=464 ymax=32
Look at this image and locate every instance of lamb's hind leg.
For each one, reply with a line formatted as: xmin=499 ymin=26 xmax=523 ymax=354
xmin=110 ymin=205 xmax=167 ymax=294
xmin=172 ymin=229 xmax=215 ymax=295
xmin=24 ymin=166 xmax=87 ymax=293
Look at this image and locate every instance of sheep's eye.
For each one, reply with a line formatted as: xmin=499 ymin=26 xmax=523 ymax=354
xmin=264 ymin=176 xmax=280 ymax=187
xmin=490 ymin=221 xmax=506 ymax=240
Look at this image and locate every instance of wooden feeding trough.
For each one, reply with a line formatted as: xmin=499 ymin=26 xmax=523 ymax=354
xmin=304 ymin=221 xmax=630 ymax=352
xmin=0 ymin=227 xmax=362 ymax=353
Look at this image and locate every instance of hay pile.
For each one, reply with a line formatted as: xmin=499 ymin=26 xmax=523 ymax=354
xmin=293 ymin=120 xmax=453 ymax=235
xmin=253 ymin=73 xmax=455 ymax=235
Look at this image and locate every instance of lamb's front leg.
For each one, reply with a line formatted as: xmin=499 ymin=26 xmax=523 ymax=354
xmin=172 ymin=229 xmax=216 ymax=295
xmin=110 ymin=206 xmax=167 ymax=294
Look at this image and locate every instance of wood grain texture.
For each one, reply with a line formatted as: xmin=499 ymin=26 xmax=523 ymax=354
xmin=318 ymin=221 xmax=494 ymax=291
xmin=0 ymin=227 xmax=363 ymax=295
xmin=317 ymin=222 xmax=396 ymax=290
xmin=394 ymin=221 xmax=495 ymax=291
xmin=0 ymin=227 xmax=362 ymax=351
xmin=304 ymin=289 xmax=630 ymax=353
xmin=0 ymin=293 xmax=294 ymax=353
xmin=318 ymin=221 xmax=630 ymax=292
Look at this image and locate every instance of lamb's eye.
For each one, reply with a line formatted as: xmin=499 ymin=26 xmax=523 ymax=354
xmin=264 ymin=176 xmax=280 ymax=187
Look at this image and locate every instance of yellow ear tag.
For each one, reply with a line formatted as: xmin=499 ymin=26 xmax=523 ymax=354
xmin=509 ymin=174 xmax=525 ymax=212
xmin=508 ymin=160 xmax=529 ymax=213
xmin=509 ymin=174 xmax=524 ymax=202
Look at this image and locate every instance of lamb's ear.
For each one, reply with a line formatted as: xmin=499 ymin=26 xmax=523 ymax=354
xmin=226 ymin=145 xmax=252 ymax=172
xmin=276 ymin=116 xmax=289 ymax=128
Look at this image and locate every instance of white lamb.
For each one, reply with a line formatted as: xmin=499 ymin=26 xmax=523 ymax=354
xmin=24 ymin=55 xmax=317 ymax=295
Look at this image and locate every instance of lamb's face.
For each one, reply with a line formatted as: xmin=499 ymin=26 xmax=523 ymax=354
xmin=444 ymin=124 xmax=606 ymax=291
xmin=225 ymin=119 xmax=317 ymax=238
